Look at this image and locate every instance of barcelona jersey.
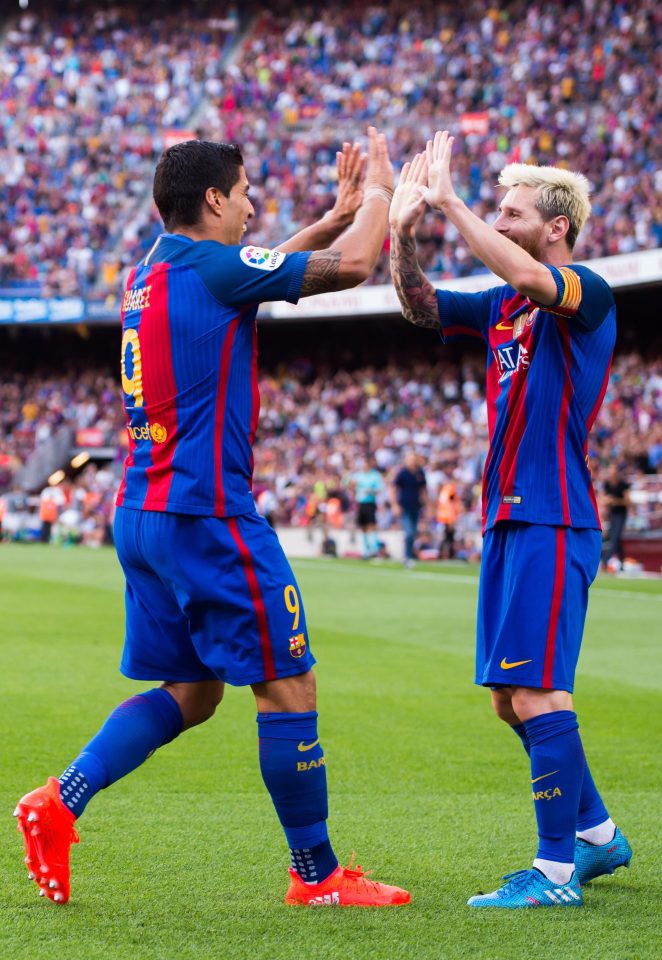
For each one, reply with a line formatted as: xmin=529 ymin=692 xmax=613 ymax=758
xmin=436 ymin=264 xmax=615 ymax=533
xmin=116 ymin=234 xmax=310 ymax=517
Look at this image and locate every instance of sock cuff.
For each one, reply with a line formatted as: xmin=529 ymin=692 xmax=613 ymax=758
xmin=285 ymin=819 xmax=330 ymax=850
xmin=511 ymin=722 xmax=528 ymax=740
xmin=257 ymin=711 xmax=318 ymax=740
xmin=524 ymin=710 xmax=578 ymax=746
xmin=511 ymin=722 xmax=531 ymax=750
xmin=139 ymin=688 xmax=184 ymax=744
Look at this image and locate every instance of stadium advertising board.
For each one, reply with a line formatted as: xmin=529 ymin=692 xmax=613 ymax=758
xmin=0 ymin=249 xmax=660 ymax=325
xmin=265 ymin=248 xmax=662 ymax=320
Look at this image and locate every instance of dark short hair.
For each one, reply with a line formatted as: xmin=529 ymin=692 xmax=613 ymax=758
xmin=153 ymin=140 xmax=244 ymax=231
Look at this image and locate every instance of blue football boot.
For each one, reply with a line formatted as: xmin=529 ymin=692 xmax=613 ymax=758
xmin=575 ymin=827 xmax=632 ymax=885
xmin=468 ymin=868 xmax=583 ymax=908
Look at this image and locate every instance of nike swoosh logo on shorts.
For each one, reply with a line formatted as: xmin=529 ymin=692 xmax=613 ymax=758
xmin=500 ymin=657 xmax=533 ymax=670
xmin=297 ymin=739 xmax=320 ymax=752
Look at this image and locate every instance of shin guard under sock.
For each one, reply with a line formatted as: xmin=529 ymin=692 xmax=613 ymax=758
xmin=257 ymin=711 xmax=338 ymax=883
xmin=511 ymin=719 xmax=610 ymax=836
xmin=523 ymin=711 xmax=585 ymax=864
xmin=59 ymin=688 xmax=183 ymax=818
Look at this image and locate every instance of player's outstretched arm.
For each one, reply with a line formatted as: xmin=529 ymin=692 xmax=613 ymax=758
xmin=389 ymin=153 xmax=439 ymax=328
xmin=423 ymin=130 xmax=557 ymax=304
xmin=275 ymin=142 xmax=366 ymax=253
xmin=298 ymin=127 xmax=393 ymax=297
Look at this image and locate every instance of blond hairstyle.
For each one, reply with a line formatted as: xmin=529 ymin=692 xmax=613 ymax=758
xmin=498 ymin=163 xmax=591 ymax=250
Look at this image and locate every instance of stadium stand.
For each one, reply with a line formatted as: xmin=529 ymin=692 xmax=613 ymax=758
xmin=0 ymin=0 xmax=659 ymax=564
xmin=1 ymin=354 xmax=660 ymax=559
xmin=0 ymin=1 xmax=240 ymax=296
xmin=1 ymin=0 xmax=660 ymax=294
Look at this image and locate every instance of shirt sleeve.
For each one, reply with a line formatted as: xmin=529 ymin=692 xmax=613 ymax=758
xmin=435 ymin=287 xmax=496 ymax=343
xmin=534 ymin=264 xmax=614 ymax=332
xmin=192 ymin=243 xmax=311 ymax=307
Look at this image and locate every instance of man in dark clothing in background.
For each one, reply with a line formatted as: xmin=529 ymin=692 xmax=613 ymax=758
xmin=392 ymin=452 xmax=427 ymax=568
xmin=601 ymin=462 xmax=631 ymax=570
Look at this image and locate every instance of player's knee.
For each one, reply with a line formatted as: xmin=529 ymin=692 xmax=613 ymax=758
xmin=509 ymin=686 xmax=572 ymax=721
xmin=252 ymin=669 xmax=317 ymax=713
xmin=490 ymin=688 xmax=518 ymax=724
xmin=162 ymin=680 xmax=224 ymax=729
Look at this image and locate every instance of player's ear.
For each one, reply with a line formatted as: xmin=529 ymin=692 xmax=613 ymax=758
xmin=205 ymin=186 xmax=225 ymax=219
xmin=547 ymin=215 xmax=570 ymax=245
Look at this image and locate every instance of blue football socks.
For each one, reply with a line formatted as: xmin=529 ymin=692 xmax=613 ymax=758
xmin=58 ymin=688 xmax=183 ymax=818
xmin=523 ymin=711 xmax=585 ymax=863
xmin=511 ymin=719 xmax=610 ymax=833
xmin=575 ymin=764 xmax=610 ymax=832
xmin=257 ymin=711 xmax=338 ymax=884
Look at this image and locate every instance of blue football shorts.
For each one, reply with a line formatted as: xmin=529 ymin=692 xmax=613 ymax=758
xmin=476 ymin=521 xmax=602 ymax=692
xmin=113 ymin=506 xmax=315 ymax=686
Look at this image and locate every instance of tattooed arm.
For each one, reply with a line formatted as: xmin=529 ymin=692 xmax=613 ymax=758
xmin=298 ymin=126 xmax=394 ymax=297
xmin=388 ymin=150 xmax=439 ymax=328
xmin=389 ymin=230 xmax=439 ymax=328
xmin=299 ymin=250 xmax=343 ymax=296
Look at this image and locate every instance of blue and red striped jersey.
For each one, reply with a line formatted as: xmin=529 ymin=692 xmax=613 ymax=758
xmin=436 ymin=264 xmax=615 ymax=533
xmin=116 ymin=234 xmax=310 ymax=517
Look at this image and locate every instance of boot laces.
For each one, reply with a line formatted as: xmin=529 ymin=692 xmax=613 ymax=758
xmin=343 ymin=853 xmax=380 ymax=891
xmin=501 ymin=869 xmax=536 ymax=890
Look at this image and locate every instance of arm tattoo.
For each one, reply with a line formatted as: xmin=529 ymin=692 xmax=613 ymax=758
xmin=389 ymin=231 xmax=439 ymax=328
xmin=300 ymin=250 xmax=342 ymax=296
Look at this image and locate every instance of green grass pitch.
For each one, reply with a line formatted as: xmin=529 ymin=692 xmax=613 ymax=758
xmin=1 ymin=544 xmax=660 ymax=960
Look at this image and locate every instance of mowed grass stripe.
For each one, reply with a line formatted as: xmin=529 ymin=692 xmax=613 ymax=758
xmin=0 ymin=545 xmax=660 ymax=960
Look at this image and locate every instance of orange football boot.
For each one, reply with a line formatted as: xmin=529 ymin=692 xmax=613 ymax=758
xmin=285 ymin=856 xmax=411 ymax=907
xmin=14 ymin=777 xmax=79 ymax=904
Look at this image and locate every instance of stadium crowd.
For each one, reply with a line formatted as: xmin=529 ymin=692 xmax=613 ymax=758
xmin=1 ymin=353 xmax=660 ymax=555
xmin=1 ymin=0 xmax=660 ymax=296
xmin=0 ymin=2 xmax=239 ymax=296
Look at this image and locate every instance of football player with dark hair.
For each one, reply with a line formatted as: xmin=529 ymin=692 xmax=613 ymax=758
xmin=15 ymin=130 xmax=410 ymax=910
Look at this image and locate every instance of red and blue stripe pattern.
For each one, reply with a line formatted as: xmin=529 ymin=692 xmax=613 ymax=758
xmin=436 ymin=264 xmax=616 ymax=533
xmin=116 ymin=234 xmax=310 ymax=518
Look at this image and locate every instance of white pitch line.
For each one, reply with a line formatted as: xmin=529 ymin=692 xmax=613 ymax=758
xmin=292 ymin=559 xmax=662 ymax=600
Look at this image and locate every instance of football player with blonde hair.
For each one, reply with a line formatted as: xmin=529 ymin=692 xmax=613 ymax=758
xmin=497 ymin=163 xmax=592 ymax=251
xmin=390 ymin=131 xmax=632 ymax=909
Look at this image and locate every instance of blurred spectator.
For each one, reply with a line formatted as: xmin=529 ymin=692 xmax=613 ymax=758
xmin=437 ymin=481 xmax=461 ymax=560
xmin=599 ymin=461 xmax=631 ymax=571
xmin=1 ymin=2 xmax=238 ymax=297
xmin=1 ymin=0 xmax=659 ymax=295
xmin=0 ymin=350 xmax=659 ymax=548
xmin=256 ymin=487 xmax=279 ymax=529
xmin=352 ymin=454 xmax=385 ymax=559
xmin=391 ymin=451 xmax=427 ymax=567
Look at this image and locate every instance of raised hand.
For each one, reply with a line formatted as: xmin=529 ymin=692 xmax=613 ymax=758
xmin=389 ymin=152 xmax=428 ymax=234
xmin=330 ymin=141 xmax=367 ymax=227
xmin=363 ymin=126 xmax=395 ymax=198
xmin=421 ymin=130 xmax=458 ymax=212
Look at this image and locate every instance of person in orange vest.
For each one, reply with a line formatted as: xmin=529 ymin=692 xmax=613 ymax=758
xmin=437 ymin=481 xmax=461 ymax=559
xmin=39 ymin=491 xmax=60 ymax=544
